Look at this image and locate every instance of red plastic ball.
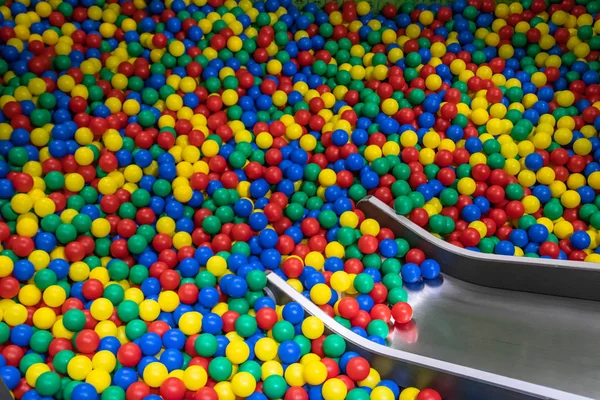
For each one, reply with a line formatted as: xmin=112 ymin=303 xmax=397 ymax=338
xmin=81 ymin=279 xmax=104 ymax=300
xmin=460 ymin=228 xmax=481 ymax=247
xmin=417 ymin=389 xmax=443 ymax=400
xmin=284 ymin=387 xmax=309 ymax=400
xmin=369 ymin=303 xmax=392 ymax=323
xmin=127 ymin=382 xmax=151 ymax=400
xmin=0 ymin=277 xmax=20 ymax=299
xmin=74 ymin=329 xmax=99 ymax=353
xmin=392 ymin=302 xmax=413 ymax=324
xmin=337 ymin=297 xmax=360 ymax=319
xmin=282 ymin=257 xmax=304 ymax=278
xmin=346 ymin=357 xmax=370 ymax=382
xmin=117 ymin=343 xmax=142 ymax=367
xmin=194 ymin=388 xmax=219 ymax=400
xmin=539 ymin=242 xmax=560 ymax=259
xmin=405 ymin=249 xmax=425 ymax=265
xmin=256 ymin=307 xmax=278 ymax=330
xmin=357 ymin=234 xmax=378 ymax=254
xmin=160 ymin=378 xmax=186 ymax=400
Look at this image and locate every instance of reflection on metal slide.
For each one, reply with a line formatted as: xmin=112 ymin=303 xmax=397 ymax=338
xmin=265 ymin=196 xmax=600 ymax=400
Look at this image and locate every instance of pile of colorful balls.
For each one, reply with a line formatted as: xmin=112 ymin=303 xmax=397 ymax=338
xmin=1 ymin=0 xmax=600 ymax=398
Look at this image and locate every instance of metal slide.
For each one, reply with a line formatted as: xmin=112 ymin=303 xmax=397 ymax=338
xmin=266 ymin=196 xmax=600 ymax=400
xmin=0 ymin=377 xmax=10 ymax=400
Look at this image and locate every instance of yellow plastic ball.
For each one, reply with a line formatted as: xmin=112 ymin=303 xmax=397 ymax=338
xmin=371 ymin=386 xmax=396 ymax=400
xmin=556 ymin=91 xmax=575 ymax=107
xmin=166 ymin=94 xmax=183 ymax=111
xmin=304 ymin=361 xmax=327 ymax=385
xmin=11 ymin=193 xmax=32 ymax=214
xmin=381 ymin=98 xmax=398 ymax=116
xmin=567 ymin=173 xmax=586 ymax=190
xmin=33 ymin=198 xmax=56 ymax=217
xmin=553 ymin=128 xmax=573 ymax=145
xmin=471 ymin=109 xmax=489 ymax=125
xmin=178 ymin=311 xmax=202 ymax=335
xmin=207 ymin=256 xmax=227 ymax=276
xmin=400 ymin=130 xmax=418 ymax=147
xmin=86 ymin=368 xmax=111 ymax=393
xmin=122 ymin=99 xmax=140 ymax=116
xmin=301 ymin=316 xmax=324 ymax=339
xmin=226 ymin=340 xmax=250 ymax=364
xmin=173 ymin=230 xmax=192 ymax=250
xmin=457 ymin=177 xmax=476 ymax=195
xmin=16 ymin=218 xmax=38 ymax=238
xmin=382 ymin=141 xmax=400 ymax=156
xmin=168 ymin=40 xmax=185 ymax=57
xmin=400 ymin=387 xmax=421 ymax=400
xmin=364 ymin=145 xmax=382 ymax=162
xmin=356 ymin=1 xmax=370 ymax=16
xmin=284 ymin=363 xmax=305 ymax=387
xmin=305 ymin=251 xmax=325 ymax=270
xmin=26 ymin=363 xmax=51 ymax=387
xmin=536 ymin=167 xmax=555 ymax=185
xmin=588 ymin=171 xmax=600 ymax=190
xmin=425 ymin=74 xmax=442 ymax=90
xmin=139 ymin=299 xmax=161 ymax=322
xmin=330 ymin=271 xmax=351 ymax=292
xmin=143 ymin=362 xmax=169 ymax=388
xmin=98 ymin=177 xmax=117 ymax=195
xmin=213 ymin=381 xmax=235 ymax=400
xmin=322 ymin=378 xmax=348 ymax=400
xmin=74 ymin=147 xmax=95 ymax=166
xmin=318 ymin=169 xmax=337 ymax=187
xmin=92 ymin=350 xmax=117 ymax=372
xmin=261 ymin=360 xmax=283 ymax=380
xmin=309 ymin=283 xmax=331 ymax=306
xmin=358 ymin=368 xmax=381 ymax=388
xmin=91 ymin=218 xmax=111 ymax=237
xmin=42 ymin=285 xmax=66 ymax=308
xmin=256 ymin=132 xmax=274 ymax=149
xmin=0 ymin=255 xmax=14 ymax=277
xmin=90 ymin=298 xmax=114 ymax=321
xmin=360 ymin=218 xmax=380 ymax=236
xmin=231 ymin=372 xmax=256 ymax=397
xmin=423 ymin=131 xmax=441 ymax=149
xmin=522 ymin=195 xmax=541 ymax=214
xmin=201 ymin=140 xmax=220 ymax=157
xmin=550 ymin=181 xmax=567 ymax=198
xmin=573 ymin=138 xmax=592 ymax=155
xmin=32 ymin=307 xmax=56 ymax=330
xmin=67 ymin=355 xmax=93 ymax=381
xmin=158 ymin=291 xmax=180 ymax=312
xmin=340 ymin=211 xmax=359 ymax=228
xmin=325 ymin=241 xmax=345 ymax=258
xmin=227 ymin=36 xmax=243 ymax=52
xmin=255 ymin=337 xmax=278 ymax=361
xmin=561 ymin=190 xmax=581 ymax=209
xmin=585 ymin=253 xmax=600 ymax=262
xmin=183 ymin=365 xmax=208 ymax=391
xmin=554 ymin=220 xmax=574 ymax=239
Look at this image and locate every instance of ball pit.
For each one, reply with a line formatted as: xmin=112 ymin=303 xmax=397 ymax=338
xmin=1 ymin=0 xmax=600 ymax=397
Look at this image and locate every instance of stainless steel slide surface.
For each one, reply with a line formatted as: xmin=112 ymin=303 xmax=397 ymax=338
xmin=264 ymin=196 xmax=600 ymax=399
xmin=266 ymin=273 xmax=595 ymax=400
xmin=400 ymin=275 xmax=600 ymax=399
